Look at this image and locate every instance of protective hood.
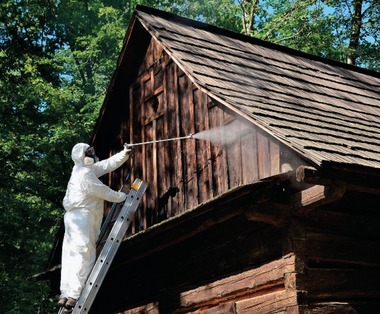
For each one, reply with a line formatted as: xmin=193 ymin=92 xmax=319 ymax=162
xmin=71 ymin=143 xmax=90 ymax=166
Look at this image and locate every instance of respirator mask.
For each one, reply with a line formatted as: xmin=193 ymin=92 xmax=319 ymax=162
xmin=85 ymin=146 xmax=99 ymax=164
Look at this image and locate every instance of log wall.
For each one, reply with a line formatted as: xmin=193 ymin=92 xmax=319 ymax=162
xmin=121 ymin=254 xmax=302 ymax=314
xmin=283 ymin=197 xmax=380 ymax=313
xmin=113 ymin=197 xmax=380 ymax=314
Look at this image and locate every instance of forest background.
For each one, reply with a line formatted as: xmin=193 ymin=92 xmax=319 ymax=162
xmin=1 ymin=0 xmax=379 ymax=313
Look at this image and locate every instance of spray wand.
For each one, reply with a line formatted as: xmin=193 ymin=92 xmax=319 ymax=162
xmin=125 ymin=134 xmax=193 ymax=148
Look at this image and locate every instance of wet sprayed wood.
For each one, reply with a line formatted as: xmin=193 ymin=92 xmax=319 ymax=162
xmin=209 ymin=102 xmax=228 ymax=196
xmin=226 ymin=120 xmax=243 ymax=189
xmin=241 ymin=126 xmax=259 ymax=183
xmin=170 ymin=62 xmax=184 ymax=216
xmin=178 ymin=73 xmax=197 ymax=210
xmin=257 ymin=131 xmax=270 ymax=178
xmin=194 ymin=89 xmax=213 ymax=203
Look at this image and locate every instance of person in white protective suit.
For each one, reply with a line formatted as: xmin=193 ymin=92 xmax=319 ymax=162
xmin=58 ymin=143 xmax=131 ymax=312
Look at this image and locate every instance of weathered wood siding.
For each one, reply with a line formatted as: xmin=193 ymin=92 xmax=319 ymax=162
xmin=125 ymin=38 xmax=291 ymax=231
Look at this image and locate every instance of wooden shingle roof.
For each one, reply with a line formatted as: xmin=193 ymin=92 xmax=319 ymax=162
xmin=134 ymin=6 xmax=380 ymax=170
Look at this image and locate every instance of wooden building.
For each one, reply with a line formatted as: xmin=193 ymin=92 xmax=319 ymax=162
xmin=39 ymin=5 xmax=380 ymax=313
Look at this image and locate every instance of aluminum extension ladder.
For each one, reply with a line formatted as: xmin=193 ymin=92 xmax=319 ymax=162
xmin=58 ymin=178 xmax=147 ymax=314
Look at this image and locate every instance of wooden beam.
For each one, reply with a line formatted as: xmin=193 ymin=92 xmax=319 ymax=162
xmin=244 ymin=202 xmax=291 ymax=228
xmin=291 ymin=182 xmax=346 ymax=212
xmin=296 ymin=165 xmax=380 ymax=195
xmin=199 ymin=302 xmax=236 ymax=314
xmin=177 ymin=254 xmax=300 ymax=311
xmin=291 ymin=231 xmax=380 ymax=267
xmin=300 ymin=302 xmax=376 ymax=314
xmin=123 ymin=302 xmax=159 ymax=314
xmin=245 ymin=173 xmax=347 ymax=226
xmin=298 ymin=268 xmax=380 ymax=300
xmin=236 ymin=290 xmax=299 ymax=314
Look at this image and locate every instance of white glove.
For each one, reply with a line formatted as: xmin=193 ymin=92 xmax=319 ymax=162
xmin=118 ymin=192 xmax=127 ymax=202
xmin=123 ymin=144 xmax=133 ymax=158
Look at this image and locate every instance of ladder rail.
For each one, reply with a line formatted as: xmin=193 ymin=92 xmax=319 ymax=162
xmin=96 ymin=201 xmax=123 ymax=246
xmin=58 ymin=178 xmax=147 ymax=314
xmin=96 ymin=172 xmax=132 ymax=246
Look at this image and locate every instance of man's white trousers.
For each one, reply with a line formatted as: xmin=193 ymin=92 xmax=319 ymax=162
xmin=60 ymin=209 xmax=102 ymax=299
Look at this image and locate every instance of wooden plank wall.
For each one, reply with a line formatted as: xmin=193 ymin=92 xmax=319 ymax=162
xmin=126 ymin=39 xmax=282 ymax=231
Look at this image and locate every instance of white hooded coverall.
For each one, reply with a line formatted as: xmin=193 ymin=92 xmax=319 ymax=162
xmin=60 ymin=143 xmax=129 ymax=300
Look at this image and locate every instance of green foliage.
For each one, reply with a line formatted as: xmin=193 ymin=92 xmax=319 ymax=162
xmin=250 ymin=0 xmax=380 ymax=70
xmin=0 ymin=0 xmax=103 ymax=312
xmin=167 ymin=0 xmax=242 ymax=32
xmin=1 ymin=0 xmax=379 ymax=313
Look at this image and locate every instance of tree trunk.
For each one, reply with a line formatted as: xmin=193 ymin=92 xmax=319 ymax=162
xmin=240 ymin=0 xmax=259 ymax=36
xmin=347 ymin=0 xmax=363 ymax=65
